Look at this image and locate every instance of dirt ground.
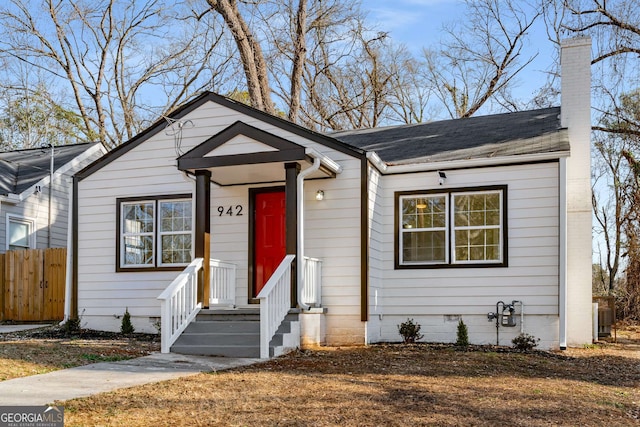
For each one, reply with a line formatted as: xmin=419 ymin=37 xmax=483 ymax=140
xmin=1 ymin=325 xmax=639 ymax=426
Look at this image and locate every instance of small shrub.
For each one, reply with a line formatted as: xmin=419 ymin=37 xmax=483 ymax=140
xmin=62 ymin=309 xmax=85 ymax=336
xmin=398 ymin=318 xmax=424 ymax=344
xmin=62 ymin=317 xmax=81 ymax=335
xmin=120 ymin=308 xmax=135 ymax=335
xmin=512 ymin=333 xmax=539 ymax=351
xmin=456 ymin=319 xmax=469 ymax=347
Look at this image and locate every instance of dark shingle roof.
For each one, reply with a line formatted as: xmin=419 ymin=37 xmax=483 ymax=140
xmin=331 ymin=107 xmax=568 ymax=165
xmin=0 ymin=143 xmax=100 ymax=195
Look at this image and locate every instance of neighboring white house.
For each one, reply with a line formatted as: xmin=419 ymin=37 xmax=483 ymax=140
xmin=72 ymin=38 xmax=592 ymax=352
xmin=0 ymin=143 xmax=106 ymax=253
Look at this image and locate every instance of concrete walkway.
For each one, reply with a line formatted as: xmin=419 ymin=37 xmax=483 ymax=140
xmin=0 ymin=324 xmax=51 ymax=333
xmin=0 ymin=352 xmax=261 ymax=406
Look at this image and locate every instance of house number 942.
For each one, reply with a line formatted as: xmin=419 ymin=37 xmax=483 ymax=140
xmin=217 ymin=205 xmax=243 ymax=216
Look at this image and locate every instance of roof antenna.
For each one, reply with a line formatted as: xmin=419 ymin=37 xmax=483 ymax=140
xmin=163 ymin=116 xmax=194 ymax=157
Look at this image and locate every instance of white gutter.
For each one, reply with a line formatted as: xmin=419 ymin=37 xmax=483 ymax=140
xmin=559 ymin=158 xmax=568 ymax=349
xmin=295 ymin=148 xmax=341 ymax=310
xmin=366 ymin=151 xmax=387 ymax=173
xmin=306 ymin=148 xmax=343 ymax=174
xmin=367 ymin=151 xmax=571 ymax=175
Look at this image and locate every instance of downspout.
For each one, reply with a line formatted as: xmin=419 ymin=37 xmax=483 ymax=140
xmin=48 ymin=145 xmax=54 ymax=248
xmin=559 ymin=158 xmax=568 ymax=350
xmin=296 ymin=155 xmax=321 ymax=311
xmin=61 ymin=176 xmax=73 ymax=324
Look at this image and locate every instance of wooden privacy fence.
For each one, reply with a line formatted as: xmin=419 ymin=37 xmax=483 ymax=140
xmin=0 ymin=248 xmax=66 ymax=322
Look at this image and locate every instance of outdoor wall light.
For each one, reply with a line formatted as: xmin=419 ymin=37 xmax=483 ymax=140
xmin=438 ymin=170 xmax=447 ymax=185
xmin=316 ymin=190 xmax=325 ymax=201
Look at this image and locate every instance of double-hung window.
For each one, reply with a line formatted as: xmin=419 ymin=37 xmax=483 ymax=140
xmin=118 ymin=195 xmax=192 ymax=270
xmin=397 ymin=186 xmax=506 ymax=268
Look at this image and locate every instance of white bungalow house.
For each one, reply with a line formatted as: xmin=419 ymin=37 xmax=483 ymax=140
xmin=0 ymin=142 xmax=105 ymax=253
xmin=71 ymin=38 xmax=592 ymax=357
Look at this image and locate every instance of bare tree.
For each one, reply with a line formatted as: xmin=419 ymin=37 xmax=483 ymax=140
xmin=205 ymin=0 xmax=275 ymax=115
xmin=0 ymin=0 xmax=234 ymax=148
xmin=423 ymin=0 xmax=542 ymax=118
xmin=560 ymin=1 xmax=640 ymax=310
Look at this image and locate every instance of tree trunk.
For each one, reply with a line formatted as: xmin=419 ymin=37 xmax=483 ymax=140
xmin=207 ymin=0 xmax=275 ymax=114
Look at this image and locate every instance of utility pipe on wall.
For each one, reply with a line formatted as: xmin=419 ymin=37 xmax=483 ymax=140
xmin=296 ymin=155 xmax=321 ymax=311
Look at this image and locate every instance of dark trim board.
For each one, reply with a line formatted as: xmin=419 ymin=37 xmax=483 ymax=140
xmin=71 ymin=177 xmax=79 ymax=319
xmin=360 ymin=157 xmax=369 ymax=322
xmin=115 ymin=193 xmax=193 ymax=272
xmin=394 ymin=185 xmax=509 ymax=270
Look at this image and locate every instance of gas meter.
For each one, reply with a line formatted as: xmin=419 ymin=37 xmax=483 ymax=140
xmin=501 ymin=304 xmax=516 ymax=327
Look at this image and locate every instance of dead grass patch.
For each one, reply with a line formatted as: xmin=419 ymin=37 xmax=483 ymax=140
xmin=61 ymin=343 xmax=640 ymax=427
xmin=0 ymin=326 xmax=159 ymax=381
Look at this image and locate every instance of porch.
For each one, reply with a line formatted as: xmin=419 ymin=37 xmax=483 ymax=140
xmin=157 ymin=255 xmax=323 ymax=358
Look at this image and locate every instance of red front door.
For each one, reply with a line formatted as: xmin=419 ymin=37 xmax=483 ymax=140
xmin=254 ymin=190 xmax=286 ymax=297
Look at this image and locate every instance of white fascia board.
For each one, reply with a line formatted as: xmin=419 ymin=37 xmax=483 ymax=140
xmin=306 ymin=147 xmax=343 ymax=174
xmin=0 ymin=193 xmax=22 ymax=205
xmin=368 ymin=150 xmax=570 ymax=175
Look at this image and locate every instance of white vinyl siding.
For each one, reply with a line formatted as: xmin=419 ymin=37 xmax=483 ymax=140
xmin=378 ymin=162 xmax=560 ymax=346
xmin=77 ymin=100 xmax=365 ymax=343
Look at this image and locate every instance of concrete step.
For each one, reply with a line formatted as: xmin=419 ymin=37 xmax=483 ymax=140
xmin=171 ymin=344 xmax=261 ymax=358
xmin=184 ymin=321 xmax=260 ymax=334
xmin=170 ymin=308 xmax=298 ymax=358
xmin=196 ymin=308 xmax=260 ymax=322
xmin=175 ymin=332 xmax=260 ymax=346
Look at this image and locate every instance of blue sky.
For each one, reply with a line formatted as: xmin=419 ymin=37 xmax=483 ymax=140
xmin=365 ymin=0 xmax=558 ymax=104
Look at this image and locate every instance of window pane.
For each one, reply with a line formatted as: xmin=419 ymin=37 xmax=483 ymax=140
xmin=159 ymin=200 xmax=192 ymax=265
xmin=455 ymin=229 xmax=501 ymax=262
xmin=162 ymin=234 xmax=191 ymax=264
xmin=123 ymin=203 xmax=154 ymax=233
xmin=124 ymin=235 xmax=154 ymax=265
xmin=452 ymin=191 xmax=502 ymax=263
xmin=9 ymin=221 xmax=30 ymax=248
xmin=403 ymin=230 xmax=446 ymax=263
xmin=159 ymin=201 xmax=191 ymax=232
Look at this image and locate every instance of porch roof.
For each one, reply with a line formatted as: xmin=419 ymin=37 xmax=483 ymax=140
xmin=177 ymin=121 xmax=341 ymax=186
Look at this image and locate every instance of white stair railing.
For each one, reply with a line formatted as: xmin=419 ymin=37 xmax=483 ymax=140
xmin=157 ymin=258 xmax=203 ymax=353
xmin=302 ymin=256 xmax=322 ymax=307
xmin=209 ymin=259 xmax=236 ymax=307
xmin=257 ymin=254 xmax=295 ymax=359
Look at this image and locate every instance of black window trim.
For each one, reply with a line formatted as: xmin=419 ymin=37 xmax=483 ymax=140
xmin=116 ymin=193 xmax=192 ymax=272
xmin=394 ymin=185 xmax=508 ymax=269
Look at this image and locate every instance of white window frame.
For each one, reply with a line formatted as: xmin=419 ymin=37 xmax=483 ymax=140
xmin=120 ymin=200 xmax=156 ymax=268
xmin=157 ymin=199 xmax=193 ymax=267
xmin=399 ymin=193 xmax=449 ymax=265
xmin=451 ymin=190 xmax=504 ymax=265
xmin=6 ymin=214 xmax=36 ymax=251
